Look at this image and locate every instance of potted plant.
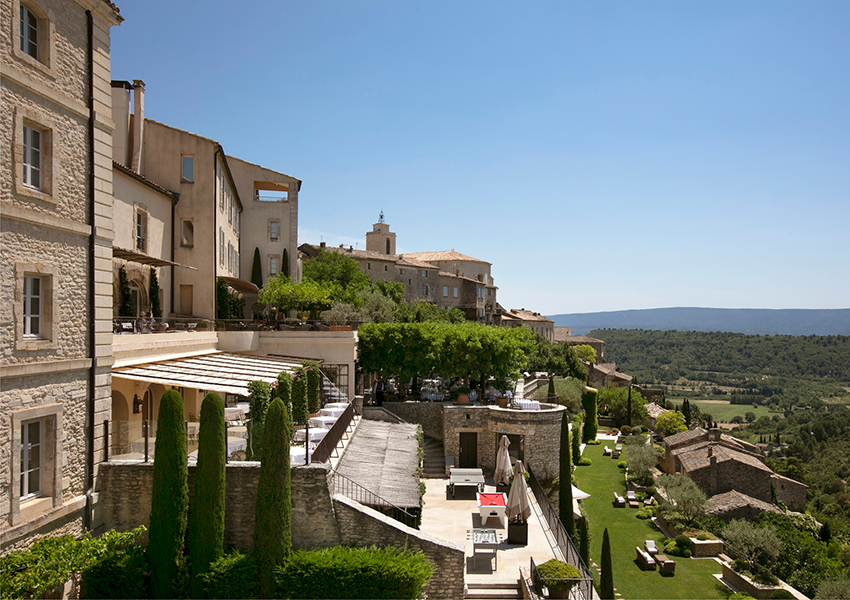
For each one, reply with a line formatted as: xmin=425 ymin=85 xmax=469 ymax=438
xmin=507 ymin=514 xmax=528 ymax=545
xmin=195 ymin=320 xmax=209 ymax=330
xmin=535 ymin=559 xmax=581 ymax=599
xmin=456 ymin=386 xmax=471 ymax=405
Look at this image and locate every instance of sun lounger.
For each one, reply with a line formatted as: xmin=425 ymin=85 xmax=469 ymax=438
xmin=613 ymin=492 xmax=625 ymax=507
xmin=644 ymin=540 xmax=658 ymax=555
xmin=627 ymin=490 xmax=638 ymax=502
xmin=603 ymin=445 xmax=612 ymax=456
xmin=636 ymin=547 xmax=656 ymax=570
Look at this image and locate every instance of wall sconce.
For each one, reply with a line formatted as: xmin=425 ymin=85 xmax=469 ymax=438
xmin=133 ymin=394 xmax=143 ymax=414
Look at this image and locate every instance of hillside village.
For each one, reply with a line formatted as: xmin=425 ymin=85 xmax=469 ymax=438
xmin=1 ymin=2 xmax=844 ymax=600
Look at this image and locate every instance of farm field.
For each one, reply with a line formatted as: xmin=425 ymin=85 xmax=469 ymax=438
xmin=677 ymin=399 xmax=777 ymax=423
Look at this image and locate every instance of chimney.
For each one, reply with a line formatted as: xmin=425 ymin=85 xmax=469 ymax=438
xmin=130 ymin=80 xmax=145 ymax=174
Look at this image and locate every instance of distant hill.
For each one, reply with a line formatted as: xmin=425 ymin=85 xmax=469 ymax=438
xmin=547 ymin=307 xmax=850 ymax=336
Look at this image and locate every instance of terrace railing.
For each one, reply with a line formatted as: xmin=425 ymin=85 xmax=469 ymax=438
xmin=526 ymin=466 xmax=594 ymax=600
xmin=309 ymin=402 xmax=355 ymax=464
xmin=332 ymin=471 xmax=420 ymax=529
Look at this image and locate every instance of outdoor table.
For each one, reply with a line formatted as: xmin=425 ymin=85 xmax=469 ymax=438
xmin=290 ymin=446 xmax=307 ymax=465
xmin=308 ymin=415 xmax=338 ymax=429
xmin=318 ymin=407 xmax=345 ymax=418
xmin=514 ymin=399 xmax=540 ymax=410
xmin=226 ymin=436 xmax=246 ymax=456
xmin=324 ymin=402 xmax=349 ymax=409
xmin=227 ymin=425 xmax=248 ymax=440
xmin=472 ymin=528 xmax=498 ymax=570
xmin=449 ymin=468 xmax=485 ymax=497
xmin=294 ymin=428 xmax=328 ymax=444
xmin=477 ymin=492 xmax=507 ymax=525
xmin=224 ymin=407 xmax=245 ymax=423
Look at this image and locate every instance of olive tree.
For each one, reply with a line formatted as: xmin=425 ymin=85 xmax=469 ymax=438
xmin=625 ymin=441 xmax=660 ymax=486
xmin=723 ymin=519 xmax=782 ymax=572
xmin=656 ymin=474 xmax=707 ymax=526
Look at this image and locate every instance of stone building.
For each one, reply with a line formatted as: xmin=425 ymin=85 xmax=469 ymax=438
xmin=660 ymin=427 xmax=808 ymax=512
xmin=1 ymin=0 xmax=122 ymax=550
xmin=586 ymin=361 xmax=633 ymax=389
xmin=498 ymin=306 xmax=555 ymax=342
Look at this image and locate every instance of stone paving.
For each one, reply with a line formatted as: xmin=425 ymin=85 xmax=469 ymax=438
xmin=419 ymin=475 xmax=563 ymax=586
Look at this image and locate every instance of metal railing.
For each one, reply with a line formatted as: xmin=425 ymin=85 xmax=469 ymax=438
xmin=332 ymin=471 xmax=420 ymax=529
xmin=530 ymin=557 xmax=588 ymax=600
xmin=526 ymin=466 xmax=593 ymax=600
xmin=309 ymin=402 xmax=355 ymax=464
xmin=112 ymin=316 xmax=213 ymax=334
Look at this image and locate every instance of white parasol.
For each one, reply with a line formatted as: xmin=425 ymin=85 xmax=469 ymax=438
xmin=506 ymin=460 xmax=532 ymax=524
xmin=494 ymin=435 xmax=513 ymax=486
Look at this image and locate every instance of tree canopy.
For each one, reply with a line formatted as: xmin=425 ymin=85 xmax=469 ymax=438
xmin=598 ymin=386 xmax=648 ymax=427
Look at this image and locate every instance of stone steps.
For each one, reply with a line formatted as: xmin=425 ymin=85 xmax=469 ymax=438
xmin=465 ymin=581 xmax=522 ymax=599
xmin=422 ymin=435 xmax=445 ymax=478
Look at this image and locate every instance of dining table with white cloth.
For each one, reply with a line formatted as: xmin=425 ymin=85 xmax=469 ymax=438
xmin=308 ymin=415 xmax=338 ymax=429
xmin=290 ymin=446 xmax=308 ymax=466
xmin=294 ymin=428 xmax=328 ymax=445
xmin=318 ymin=407 xmax=345 ymax=418
xmin=224 ymin=407 xmax=245 ymax=423
xmin=514 ymin=399 xmax=540 ymax=411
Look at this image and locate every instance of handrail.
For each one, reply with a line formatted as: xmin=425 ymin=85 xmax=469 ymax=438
xmin=526 ymin=466 xmax=593 ymax=600
xmin=309 ymin=402 xmax=354 ymax=464
xmin=332 ymin=470 xmax=420 ymax=529
xmin=530 ymin=557 xmax=587 ymax=600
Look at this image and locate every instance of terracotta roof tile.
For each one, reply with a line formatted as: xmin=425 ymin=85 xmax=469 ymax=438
xmin=404 ymin=250 xmax=490 ymax=265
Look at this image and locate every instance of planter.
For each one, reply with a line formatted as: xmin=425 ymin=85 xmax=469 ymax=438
xmin=496 ymin=484 xmax=511 ymax=494
xmin=507 ymin=521 xmax=528 ymax=545
xmin=456 ymin=393 xmax=470 ymax=405
xmin=497 ymin=396 xmax=509 ymax=408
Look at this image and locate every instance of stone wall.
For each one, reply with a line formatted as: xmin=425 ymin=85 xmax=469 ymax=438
xmin=333 ymin=494 xmax=465 ymax=600
xmin=690 ymin=538 xmax=724 ymax=557
xmin=381 ymin=401 xmax=444 ymax=440
xmin=772 ymin=475 xmax=807 ymax=512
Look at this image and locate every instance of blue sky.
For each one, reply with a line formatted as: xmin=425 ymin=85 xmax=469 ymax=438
xmin=110 ymin=1 xmax=849 ymax=315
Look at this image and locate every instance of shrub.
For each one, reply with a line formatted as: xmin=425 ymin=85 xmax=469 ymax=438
xmin=675 ymin=534 xmax=691 ymax=548
xmin=291 ymin=368 xmax=309 ymax=424
xmin=190 ymin=393 xmax=226 ymax=598
xmin=304 ymin=360 xmax=322 ymax=414
xmin=646 ymin=486 xmax=656 ymax=496
xmin=730 ymin=594 xmax=755 ymax=600
xmin=149 ymin=389 xmax=188 ymax=599
xmin=620 ymin=425 xmax=632 ymax=435
xmin=535 ymin=559 xmax=581 ymax=592
xmin=201 ymin=552 xmax=257 ymax=599
xmin=663 ymin=539 xmax=692 ymax=558
xmin=587 ymin=439 xmax=601 ymax=445
xmin=274 ymin=546 xmax=434 ymax=599
xmin=631 ymin=426 xmax=643 ymax=434
xmin=572 ymin=416 xmax=582 ymax=466
xmin=247 ymin=380 xmax=272 ymax=460
xmin=559 ymin=412 xmax=574 ymax=537
xmin=82 ymin=541 xmax=149 ymax=599
xmin=579 ymin=457 xmax=592 ymax=466
xmin=149 ymin=267 xmax=162 ymax=318
xmin=636 ymin=506 xmax=655 ymax=519
xmin=617 ymin=461 xmax=627 ymax=469
xmin=697 ymin=533 xmax=709 ymax=541
xmin=771 ymin=590 xmax=795 ymax=599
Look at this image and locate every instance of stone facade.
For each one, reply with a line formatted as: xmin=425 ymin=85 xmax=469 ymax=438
xmin=381 ymin=401 xmax=444 ymax=441
xmin=1 ymin=0 xmax=121 ymax=551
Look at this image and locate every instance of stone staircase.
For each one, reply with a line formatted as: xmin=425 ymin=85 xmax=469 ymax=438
xmin=421 ymin=435 xmax=446 ymax=479
xmin=465 ymin=581 xmax=523 ymax=600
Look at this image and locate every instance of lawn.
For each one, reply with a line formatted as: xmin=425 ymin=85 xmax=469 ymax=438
xmin=574 ymin=442 xmax=726 ymax=599
xmin=685 ymin=400 xmax=776 ymax=423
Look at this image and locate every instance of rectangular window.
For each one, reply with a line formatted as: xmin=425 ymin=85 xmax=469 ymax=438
xmin=384 ymin=265 xmax=388 ymax=272
xmin=219 ymin=172 xmax=224 ymax=210
xmin=269 ymin=220 xmax=279 ymax=241
xmin=20 ymin=6 xmax=38 ymax=60
xmin=453 ymin=287 xmax=458 ymax=298
xmin=269 ymin=256 xmax=278 ymax=277
xmin=228 ymin=192 xmax=233 ymax=224
xmin=22 ymin=124 xmax=42 ymax=189
xmin=421 ymin=269 xmax=427 ymax=278
xmin=20 ymin=420 xmax=42 ymax=499
xmin=488 ymin=289 xmax=492 ymax=296
xmin=219 ymin=228 xmax=225 ymax=264
xmin=366 ymin=262 xmax=371 ymax=270
xmin=181 ymin=220 xmax=194 ymax=247
xmin=227 ymin=242 xmax=233 ymax=273
xmin=443 ymin=286 xmax=448 ymax=297
xmin=234 ymin=209 xmax=239 ymax=234
xmin=23 ymin=276 xmax=42 ymax=338
xmin=181 ymin=155 xmax=194 ymax=182
xmin=135 ymin=211 xmax=146 ymax=252
xmin=422 ymin=284 xmax=429 ymax=296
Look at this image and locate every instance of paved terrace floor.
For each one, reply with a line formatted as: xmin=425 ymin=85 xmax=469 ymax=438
xmin=419 ymin=475 xmax=563 ymax=586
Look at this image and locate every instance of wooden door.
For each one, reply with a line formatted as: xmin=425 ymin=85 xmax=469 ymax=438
xmin=459 ymin=432 xmax=477 ymax=468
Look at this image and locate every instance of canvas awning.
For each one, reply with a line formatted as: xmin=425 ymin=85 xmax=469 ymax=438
xmin=220 ymin=276 xmax=259 ymax=295
xmin=113 ymin=246 xmax=198 ymax=270
xmin=112 ymin=352 xmax=305 ymax=396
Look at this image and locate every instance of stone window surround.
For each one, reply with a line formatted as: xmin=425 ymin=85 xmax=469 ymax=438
xmin=10 ymin=0 xmax=56 ymax=78
xmin=9 ymin=403 xmax=63 ymax=526
xmin=14 ymin=262 xmax=58 ymax=351
xmin=268 ymin=219 xmax=279 ymax=242
xmin=269 ymin=254 xmax=278 ymax=277
xmin=13 ymin=106 xmax=56 ymax=204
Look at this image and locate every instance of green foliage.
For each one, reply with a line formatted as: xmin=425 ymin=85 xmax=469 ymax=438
xmin=81 ymin=532 xmax=149 ymax=599
xmin=373 ymin=280 xmax=405 ymax=304
xmin=617 ymin=461 xmax=627 ymax=469
xmin=582 ymin=387 xmax=598 ymax=441
xmin=655 ymin=411 xmax=687 ymax=436
xmin=200 ymin=552 xmax=257 ymax=600
xmin=291 ymin=368 xmax=309 ymax=423
xmin=395 ymin=299 xmax=464 ymax=323
xmin=662 ymin=539 xmax=692 ymax=558
xmin=572 ymin=416 xmax=582 ymax=465
xmin=149 ymin=267 xmax=162 ymax=318
xmin=635 ymin=506 xmax=655 ymax=519
xmin=656 ymin=474 xmax=707 ymax=526
xmin=247 ymin=380 xmax=272 ymax=461
xmin=559 ymin=412 xmax=574 ymax=537
xmin=527 ymin=336 xmax=587 ymax=381
xmin=599 ymin=386 xmax=648 ymax=428
xmin=578 ymin=457 xmax=592 ymax=466
xmin=532 ymin=377 xmax=585 ymax=413
xmin=190 ymin=393 xmax=226 ymax=598
xmin=574 ymin=344 xmax=597 ymax=364
xmin=251 ymin=247 xmax=263 ymax=288
xmin=600 ymin=528 xmax=614 ymax=600
xmin=149 ymin=389 xmax=188 ymax=599
xmin=626 ymin=442 xmax=660 ymax=485
xmin=359 ymin=288 xmax=398 ymax=323
xmin=815 ymin=578 xmax=850 ymax=600
xmin=304 ymin=360 xmax=322 ymax=414
xmin=282 ymin=248 xmax=289 ymax=278
xmin=723 ymin=519 xmax=782 ymax=573
xmin=118 ymin=266 xmax=135 ymax=317
xmin=254 ymin=398 xmax=292 ymax=597
xmin=302 ymin=248 xmax=372 ymax=305
xmin=578 ymin=517 xmax=590 ymax=569
xmin=535 ymin=559 xmax=582 ymax=592
xmin=259 ymin=276 xmax=337 ymax=318
xmin=273 ymin=546 xmax=434 ymax=599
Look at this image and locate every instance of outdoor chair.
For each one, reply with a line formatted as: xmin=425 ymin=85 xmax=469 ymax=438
xmin=636 ymin=547 xmax=656 ymax=570
xmin=613 ymin=492 xmax=625 ymax=507
xmin=644 ymin=540 xmax=658 ymax=555
xmin=627 ymin=490 xmax=638 ymax=502
xmin=658 ymin=555 xmax=675 ymax=575
xmin=603 ymin=445 xmax=612 ymax=456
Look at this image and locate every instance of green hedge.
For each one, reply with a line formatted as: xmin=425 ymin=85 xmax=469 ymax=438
xmin=200 ymin=552 xmax=257 ymax=599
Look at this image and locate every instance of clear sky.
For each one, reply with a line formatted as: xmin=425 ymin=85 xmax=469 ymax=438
xmin=110 ymin=1 xmax=849 ymax=315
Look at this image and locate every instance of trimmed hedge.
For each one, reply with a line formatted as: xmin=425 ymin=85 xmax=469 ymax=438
xmin=200 ymin=552 xmax=257 ymax=599
xmin=304 ymin=360 xmax=322 ymax=414
xmin=291 ymin=368 xmax=308 ymax=424
xmin=582 ymin=387 xmax=598 ymax=441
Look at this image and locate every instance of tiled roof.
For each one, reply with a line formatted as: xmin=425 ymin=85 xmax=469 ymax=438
xmin=677 ymin=444 xmax=772 ymax=474
xmin=114 ymin=161 xmax=179 ymax=202
xmin=398 ymin=256 xmax=439 ymax=269
xmin=566 ymin=335 xmax=604 ymax=344
xmin=404 ymin=250 xmax=490 ymax=265
xmin=646 ymin=402 xmax=670 ymax=419
xmin=437 ymin=271 xmax=481 ymax=284
xmin=664 ymin=427 xmax=708 ymax=448
xmin=705 ymin=490 xmax=780 ymax=515
xmin=771 ymin=473 xmax=809 ymax=489
xmin=503 ymin=309 xmax=554 ymax=323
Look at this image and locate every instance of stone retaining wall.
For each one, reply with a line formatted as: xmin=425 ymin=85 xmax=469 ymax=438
xmin=721 ymin=562 xmax=793 ymax=600
xmin=381 ymin=401 xmax=444 ymax=440
xmin=333 ymin=494 xmax=464 ymax=600
xmin=691 ymin=538 xmax=724 ymax=557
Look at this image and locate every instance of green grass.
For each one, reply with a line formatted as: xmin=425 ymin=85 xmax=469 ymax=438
xmin=684 ymin=400 xmax=776 ymax=423
xmin=575 ymin=443 xmax=726 ymax=599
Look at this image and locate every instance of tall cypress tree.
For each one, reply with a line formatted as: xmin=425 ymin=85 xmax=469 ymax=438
xmin=572 ymin=415 xmax=582 ymax=466
xmin=578 ymin=516 xmax=590 ymax=570
xmin=149 ymin=389 xmax=188 ymax=599
xmin=190 ymin=393 xmax=226 ymax=598
xmin=559 ymin=411 xmax=575 ymax=537
xmin=276 ymin=371 xmax=293 ymax=439
xmin=600 ymin=528 xmax=614 ymax=600
xmin=582 ymin=388 xmax=598 ymax=442
xmin=291 ymin=368 xmax=308 ymax=424
xmin=247 ymin=381 xmax=272 ymax=461
xmin=118 ymin=266 xmax=135 ymax=317
xmin=282 ymin=248 xmax=289 ymax=278
xmin=682 ymin=399 xmax=691 ymax=428
xmin=304 ymin=360 xmax=321 ymax=415
xmin=149 ymin=267 xmax=162 ymax=318
xmin=251 ymin=247 xmax=263 ymax=289
xmin=254 ymin=398 xmax=292 ymax=598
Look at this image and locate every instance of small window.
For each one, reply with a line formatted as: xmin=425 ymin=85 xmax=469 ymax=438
xmin=22 ymin=124 xmax=42 ymax=190
xmin=19 ymin=5 xmax=39 ymax=60
xmin=219 ymin=173 xmax=225 ymax=210
xmin=422 ymin=284 xmax=429 ymax=296
xmin=421 ymin=269 xmax=427 ymax=278
xmin=227 ymin=192 xmax=233 ymax=224
xmin=181 ymin=155 xmax=194 ymax=182
xmin=135 ymin=210 xmax=147 ymax=252
xmin=269 ymin=256 xmax=278 ymax=277
xmin=443 ymin=286 xmax=448 ymax=297
xmin=386 ymin=239 xmax=391 ymax=254
xmin=234 ymin=210 xmax=239 ymax=235
xmin=366 ymin=262 xmax=371 ymax=270
xmin=23 ymin=276 xmax=42 ymax=338
xmin=181 ymin=220 xmax=194 ymax=247
xmin=384 ymin=265 xmax=388 ymax=272
xmin=453 ymin=287 xmax=458 ymax=298
xmin=269 ymin=220 xmax=279 ymax=241
xmin=488 ymin=289 xmax=492 ymax=296
xmin=20 ymin=420 xmax=43 ymax=499
xmin=219 ymin=228 xmax=225 ymax=264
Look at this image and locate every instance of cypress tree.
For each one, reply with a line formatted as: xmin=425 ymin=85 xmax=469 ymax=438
xmin=190 ymin=393 xmax=226 ymax=599
xmin=291 ymin=367 xmax=308 ymax=424
xmin=276 ymin=371 xmax=293 ymax=439
xmin=304 ymin=360 xmax=321 ymax=415
xmin=118 ymin=266 xmax=135 ymax=317
xmin=282 ymin=248 xmax=289 ymax=278
xmin=683 ymin=399 xmax=691 ymax=428
xmin=254 ymin=398 xmax=292 ymax=598
xmin=572 ymin=415 xmax=582 ymax=466
xmin=582 ymin=388 xmax=598 ymax=442
xmin=149 ymin=389 xmax=188 ymax=599
xmin=559 ymin=411 xmax=575 ymax=537
xmin=548 ymin=375 xmax=556 ymax=398
xmin=627 ymin=386 xmax=632 ymax=427
xmin=149 ymin=267 xmax=162 ymax=318
xmin=578 ymin=516 xmax=590 ymax=570
xmin=247 ymin=381 xmax=272 ymax=461
xmin=251 ymin=247 xmax=263 ymax=289
xmin=600 ymin=528 xmax=614 ymax=600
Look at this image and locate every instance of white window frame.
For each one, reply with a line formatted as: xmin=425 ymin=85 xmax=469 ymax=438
xmin=15 ymin=263 xmax=57 ymax=350
xmin=269 ymin=256 xmax=278 ymax=277
xmin=443 ymin=285 xmax=448 ymax=297
xmin=269 ymin=220 xmax=279 ymax=241
xmin=20 ymin=5 xmax=39 ymax=60
xmin=12 ymin=1 xmax=54 ymax=75
xmin=10 ymin=405 xmax=62 ymax=525
xmin=135 ymin=209 xmax=147 ymax=252
xmin=181 ymin=155 xmax=194 ymax=183
xmin=20 ymin=419 xmax=43 ymax=500
xmin=23 ymin=275 xmax=42 ymax=338
xmin=22 ymin=123 xmax=42 ymax=189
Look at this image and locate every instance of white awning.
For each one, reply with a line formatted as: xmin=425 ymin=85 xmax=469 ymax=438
xmin=112 ymin=352 xmax=307 ymax=396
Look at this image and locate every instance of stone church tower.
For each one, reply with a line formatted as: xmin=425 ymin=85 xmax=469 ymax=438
xmin=365 ymin=211 xmax=396 ymax=255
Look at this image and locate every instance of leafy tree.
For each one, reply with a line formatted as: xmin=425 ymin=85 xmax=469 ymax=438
xmin=302 ymin=248 xmax=371 ymax=305
xmin=655 ymin=411 xmax=687 ymax=437
xmin=247 ymin=381 xmax=272 ymax=461
xmin=304 ymin=360 xmax=321 ymax=414
xmin=682 ymin=398 xmax=692 ymax=427
xmin=600 ymin=528 xmax=614 ymax=599
xmin=251 ymin=248 xmax=263 ymax=289
xmin=149 ymin=267 xmax=162 ymax=318
xmin=723 ymin=519 xmax=782 ymax=572
xmin=745 ymin=411 xmax=756 ymax=423
xmin=291 ymin=368 xmax=308 ymax=424
xmin=282 ymin=248 xmax=289 ymax=278
xmin=574 ymin=344 xmax=597 ymax=364
xmin=626 ymin=442 xmax=660 ymax=485
xmin=373 ymin=280 xmax=405 ymax=304
xmin=216 ymin=277 xmax=231 ymax=320
xmin=559 ymin=412 xmax=574 ymax=537
xmin=190 ymin=393 xmax=226 ymax=598
xmin=815 ymin=578 xmax=850 ymax=600
xmin=358 ymin=288 xmax=397 ymax=323
xmin=582 ymin=387 xmax=598 ymax=442
xmin=253 ymin=398 xmax=292 ymax=597
xmin=395 ymin=300 xmax=464 ymax=323
xmin=258 ymin=276 xmax=337 ymax=319
xmin=656 ymin=474 xmax=706 ymax=526
xmin=118 ymin=266 xmax=135 ymax=317
xmin=149 ymin=389 xmax=188 ymax=599
xmin=528 ymin=337 xmax=587 ymax=389
xmin=598 ymin=386 xmax=648 ymax=428
xmin=572 ymin=415 xmax=582 ymax=466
